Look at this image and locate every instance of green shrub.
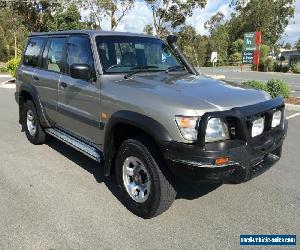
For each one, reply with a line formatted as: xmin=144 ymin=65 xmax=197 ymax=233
xmin=291 ymin=65 xmax=300 ymax=74
xmin=244 ymin=80 xmax=268 ymax=91
xmin=266 ymin=79 xmax=291 ymax=98
xmin=229 ymin=52 xmax=242 ymax=65
xmin=243 ymin=79 xmax=291 ymax=99
xmin=0 ymin=67 xmax=6 ymax=73
xmin=280 ymin=65 xmax=290 ymax=73
xmin=274 ymin=64 xmax=290 ymax=73
xmin=5 ymin=57 xmax=21 ymax=78
xmin=265 ymin=58 xmax=276 ymax=72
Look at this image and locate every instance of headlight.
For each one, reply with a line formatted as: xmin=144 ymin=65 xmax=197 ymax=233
xmin=175 ymin=116 xmax=199 ymax=141
xmin=251 ymin=117 xmax=265 ymax=137
xmin=272 ymin=110 xmax=282 ymax=128
xmin=205 ymin=118 xmax=229 ymax=142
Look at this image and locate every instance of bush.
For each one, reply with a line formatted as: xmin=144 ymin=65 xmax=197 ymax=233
xmin=265 ymin=58 xmax=276 ymax=72
xmin=5 ymin=57 xmax=21 ymax=78
xmin=244 ymin=80 xmax=268 ymax=91
xmin=291 ymin=65 xmax=300 ymax=74
xmin=229 ymin=52 xmax=242 ymax=65
xmin=281 ymin=65 xmax=290 ymax=73
xmin=266 ymin=79 xmax=291 ymax=98
xmin=274 ymin=64 xmax=290 ymax=73
xmin=243 ymin=79 xmax=291 ymax=99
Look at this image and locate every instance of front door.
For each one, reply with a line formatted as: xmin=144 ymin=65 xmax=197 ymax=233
xmin=57 ymin=35 xmax=102 ymax=145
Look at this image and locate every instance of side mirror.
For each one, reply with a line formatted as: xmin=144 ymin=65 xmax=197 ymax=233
xmin=70 ymin=64 xmax=91 ymax=81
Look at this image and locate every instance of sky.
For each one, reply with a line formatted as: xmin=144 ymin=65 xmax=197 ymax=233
xmin=95 ymin=0 xmax=300 ymax=45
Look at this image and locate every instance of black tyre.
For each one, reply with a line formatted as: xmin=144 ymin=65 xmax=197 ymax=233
xmin=115 ymin=137 xmax=176 ymax=219
xmin=22 ymin=100 xmax=46 ymax=145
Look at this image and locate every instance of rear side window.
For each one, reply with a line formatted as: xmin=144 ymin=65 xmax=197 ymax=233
xmin=42 ymin=37 xmax=66 ymax=73
xmin=23 ymin=37 xmax=45 ymax=67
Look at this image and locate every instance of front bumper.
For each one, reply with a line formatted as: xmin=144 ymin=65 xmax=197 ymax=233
xmin=160 ymin=97 xmax=288 ymax=183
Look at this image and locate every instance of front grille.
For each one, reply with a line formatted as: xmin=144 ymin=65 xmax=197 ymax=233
xmin=225 ymin=117 xmax=237 ymax=139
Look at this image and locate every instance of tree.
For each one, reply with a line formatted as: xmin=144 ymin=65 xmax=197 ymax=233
xmin=0 ymin=0 xmax=59 ymax=32
xmin=231 ymin=38 xmax=243 ymax=53
xmin=209 ymin=25 xmax=230 ymax=65
xmin=145 ymin=0 xmax=207 ymax=37
xmin=176 ymin=26 xmax=209 ymax=67
xmin=230 ymin=0 xmax=295 ymax=45
xmin=48 ymin=3 xmax=83 ymax=31
xmin=204 ymin=12 xmax=225 ymax=34
xmin=296 ymin=38 xmax=300 ymax=52
xmin=144 ymin=24 xmax=154 ymax=35
xmin=77 ymin=0 xmax=135 ymax=30
xmin=204 ymin=12 xmax=230 ymax=65
xmin=0 ymin=8 xmax=28 ymax=61
xmin=283 ymin=42 xmax=292 ymax=50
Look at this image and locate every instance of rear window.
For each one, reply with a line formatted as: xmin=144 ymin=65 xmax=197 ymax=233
xmin=23 ymin=37 xmax=45 ymax=67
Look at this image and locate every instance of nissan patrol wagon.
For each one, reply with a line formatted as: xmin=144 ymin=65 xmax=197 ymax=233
xmin=15 ymin=30 xmax=287 ymax=218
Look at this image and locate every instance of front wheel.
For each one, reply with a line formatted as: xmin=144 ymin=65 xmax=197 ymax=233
xmin=115 ymin=137 xmax=176 ymax=219
xmin=22 ymin=100 xmax=46 ymax=145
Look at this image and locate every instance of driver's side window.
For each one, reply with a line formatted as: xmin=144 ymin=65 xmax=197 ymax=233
xmin=66 ymin=36 xmax=94 ymax=78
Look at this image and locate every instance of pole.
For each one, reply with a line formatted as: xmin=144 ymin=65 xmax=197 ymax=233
xmin=14 ymin=31 xmax=17 ymax=59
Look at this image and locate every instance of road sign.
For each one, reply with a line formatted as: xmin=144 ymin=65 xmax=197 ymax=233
xmin=253 ymin=50 xmax=260 ymax=65
xmin=242 ymin=51 xmax=254 ymax=64
xmin=243 ymin=32 xmax=256 ymax=51
xmin=255 ymin=31 xmax=261 ymax=46
xmin=211 ymin=52 xmax=218 ymax=63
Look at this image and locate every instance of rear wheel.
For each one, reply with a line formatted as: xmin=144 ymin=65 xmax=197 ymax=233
xmin=115 ymin=137 xmax=176 ymax=219
xmin=23 ymin=100 xmax=46 ymax=145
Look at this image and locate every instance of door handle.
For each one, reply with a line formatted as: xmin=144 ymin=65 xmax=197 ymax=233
xmin=60 ymin=82 xmax=68 ymax=88
xmin=33 ymin=75 xmax=39 ymax=81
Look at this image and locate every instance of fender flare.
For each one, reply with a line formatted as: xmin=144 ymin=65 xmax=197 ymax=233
xmin=103 ymin=110 xmax=172 ymax=176
xmin=18 ymin=84 xmax=51 ymax=127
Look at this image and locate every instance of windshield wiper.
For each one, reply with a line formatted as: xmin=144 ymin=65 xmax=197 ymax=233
xmin=124 ymin=65 xmax=159 ymax=79
xmin=165 ymin=65 xmax=185 ymax=73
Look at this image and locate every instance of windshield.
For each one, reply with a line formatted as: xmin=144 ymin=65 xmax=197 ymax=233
xmin=96 ymin=36 xmax=184 ymax=74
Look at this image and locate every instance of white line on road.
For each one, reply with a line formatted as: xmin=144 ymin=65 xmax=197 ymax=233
xmin=287 ymin=113 xmax=300 ymax=120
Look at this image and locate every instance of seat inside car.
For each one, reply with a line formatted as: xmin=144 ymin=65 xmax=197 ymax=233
xmin=121 ymin=52 xmax=137 ymax=66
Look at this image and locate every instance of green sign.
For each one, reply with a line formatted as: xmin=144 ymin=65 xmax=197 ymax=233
xmin=242 ymin=51 xmax=254 ymax=64
xmin=243 ymin=32 xmax=256 ymax=51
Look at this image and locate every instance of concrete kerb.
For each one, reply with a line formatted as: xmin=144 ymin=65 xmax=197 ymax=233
xmin=0 ymin=77 xmax=15 ymax=89
xmin=285 ymin=103 xmax=300 ymax=112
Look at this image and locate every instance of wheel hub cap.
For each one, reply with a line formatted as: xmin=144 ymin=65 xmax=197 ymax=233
xmin=122 ymin=156 xmax=151 ymax=203
xmin=26 ymin=110 xmax=36 ymax=136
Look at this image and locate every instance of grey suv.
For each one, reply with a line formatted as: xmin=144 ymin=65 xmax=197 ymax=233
xmin=15 ymin=30 xmax=287 ymax=218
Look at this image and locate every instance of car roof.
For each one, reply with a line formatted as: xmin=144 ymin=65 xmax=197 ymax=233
xmin=30 ymin=30 xmax=159 ymax=39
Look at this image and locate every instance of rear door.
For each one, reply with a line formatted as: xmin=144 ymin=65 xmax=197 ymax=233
xmin=33 ymin=36 xmax=67 ymax=122
xmin=18 ymin=36 xmax=46 ymax=99
xmin=57 ymin=35 xmax=101 ymax=144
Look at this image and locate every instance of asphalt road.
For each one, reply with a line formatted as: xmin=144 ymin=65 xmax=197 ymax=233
xmin=199 ymin=67 xmax=300 ymax=97
xmin=0 ymin=87 xmax=299 ymax=249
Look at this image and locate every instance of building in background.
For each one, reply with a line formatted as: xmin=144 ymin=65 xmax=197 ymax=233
xmin=278 ymin=49 xmax=300 ymax=66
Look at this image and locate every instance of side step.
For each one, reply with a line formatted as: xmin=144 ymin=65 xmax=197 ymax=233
xmin=46 ymin=128 xmax=102 ymax=162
